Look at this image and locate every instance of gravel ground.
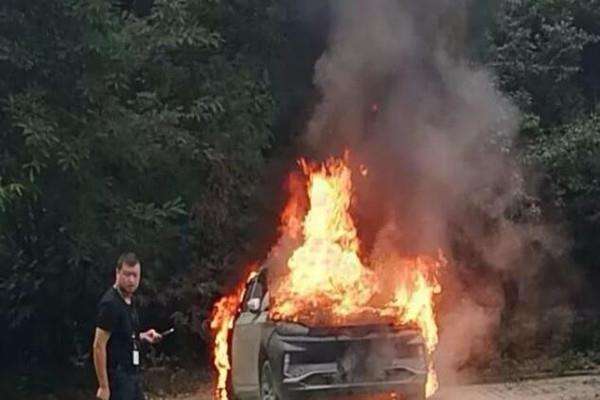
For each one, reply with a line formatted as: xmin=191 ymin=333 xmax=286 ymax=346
xmin=433 ymin=375 xmax=600 ymax=400
xmin=162 ymin=375 xmax=600 ymax=400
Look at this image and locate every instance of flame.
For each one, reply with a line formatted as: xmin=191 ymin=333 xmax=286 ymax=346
xmin=388 ymin=259 xmax=442 ymax=397
xmin=210 ymin=270 xmax=257 ymax=400
xmin=209 ymin=155 xmax=443 ymax=399
xmin=270 ymin=155 xmax=443 ymax=397
xmin=280 ymin=171 xmax=307 ymax=240
xmin=271 ymin=156 xmax=378 ymax=322
xmin=359 ymin=164 xmax=369 ymax=177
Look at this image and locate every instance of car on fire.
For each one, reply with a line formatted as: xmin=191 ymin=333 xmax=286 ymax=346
xmin=231 ymin=268 xmax=428 ymax=400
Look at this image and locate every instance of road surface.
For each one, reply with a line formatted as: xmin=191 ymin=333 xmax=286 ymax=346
xmin=434 ymin=375 xmax=599 ymax=399
xmin=163 ymin=375 xmax=600 ymax=400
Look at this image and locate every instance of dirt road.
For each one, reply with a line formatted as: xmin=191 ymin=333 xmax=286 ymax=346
xmin=434 ymin=375 xmax=600 ymax=399
xmin=164 ymin=375 xmax=600 ymax=400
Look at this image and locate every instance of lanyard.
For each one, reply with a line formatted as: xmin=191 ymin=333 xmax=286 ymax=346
xmin=113 ymin=286 xmax=140 ymax=334
xmin=113 ymin=286 xmax=141 ymax=366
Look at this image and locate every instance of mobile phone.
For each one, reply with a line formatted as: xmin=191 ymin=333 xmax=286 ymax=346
xmin=160 ymin=327 xmax=175 ymax=337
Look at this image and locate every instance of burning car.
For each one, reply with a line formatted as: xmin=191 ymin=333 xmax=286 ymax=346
xmin=230 ymin=268 xmax=428 ymax=400
xmin=211 ymin=155 xmax=442 ymax=400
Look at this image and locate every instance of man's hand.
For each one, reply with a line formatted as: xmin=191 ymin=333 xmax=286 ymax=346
xmin=96 ymin=386 xmax=110 ymax=400
xmin=140 ymin=328 xmax=162 ymax=344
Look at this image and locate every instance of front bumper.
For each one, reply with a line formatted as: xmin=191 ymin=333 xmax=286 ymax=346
xmin=282 ymin=360 xmax=426 ymax=398
xmin=268 ymin=328 xmax=427 ymax=399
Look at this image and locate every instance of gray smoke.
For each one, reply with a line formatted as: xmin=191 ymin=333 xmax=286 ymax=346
xmin=300 ymin=0 xmax=569 ymax=384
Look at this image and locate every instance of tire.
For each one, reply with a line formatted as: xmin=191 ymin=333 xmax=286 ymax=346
xmin=260 ymin=361 xmax=279 ymax=400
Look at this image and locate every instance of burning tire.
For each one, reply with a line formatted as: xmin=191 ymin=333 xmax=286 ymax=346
xmin=260 ymin=361 xmax=279 ymax=400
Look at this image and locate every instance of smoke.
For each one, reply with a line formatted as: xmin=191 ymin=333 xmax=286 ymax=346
xmin=304 ymin=1 xmax=519 ymax=255
xmin=298 ymin=0 xmax=569 ymax=384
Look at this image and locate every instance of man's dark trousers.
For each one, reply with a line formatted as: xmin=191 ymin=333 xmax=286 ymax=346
xmin=108 ymin=367 xmax=145 ymax=400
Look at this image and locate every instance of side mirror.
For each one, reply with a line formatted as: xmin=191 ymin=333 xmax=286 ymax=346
xmin=247 ymin=298 xmax=261 ymax=314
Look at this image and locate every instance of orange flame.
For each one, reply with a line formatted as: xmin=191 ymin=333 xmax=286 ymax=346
xmin=210 ymin=271 xmax=257 ymax=400
xmin=271 ymin=156 xmax=379 ymax=322
xmin=209 ymin=155 xmax=443 ymax=398
xmin=387 ymin=259 xmax=442 ymax=396
xmin=270 ymin=155 xmax=443 ymax=397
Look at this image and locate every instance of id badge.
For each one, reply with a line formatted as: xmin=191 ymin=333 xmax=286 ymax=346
xmin=133 ymin=350 xmax=140 ymax=366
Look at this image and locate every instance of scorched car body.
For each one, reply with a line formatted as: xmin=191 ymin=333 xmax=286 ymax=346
xmin=231 ymin=269 xmax=428 ymax=400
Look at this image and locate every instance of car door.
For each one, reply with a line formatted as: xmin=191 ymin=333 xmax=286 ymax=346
xmin=232 ymin=274 xmax=268 ymax=399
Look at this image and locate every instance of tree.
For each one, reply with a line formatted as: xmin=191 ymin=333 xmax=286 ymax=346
xmin=488 ymin=0 xmax=600 ymax=311
xmin=0 ymin=0 xmax=278 ymax=368
xmin=487 ymin=0 xmax=599 ymax=124
xmin=523 ymin=114 xmax=600 ymax=272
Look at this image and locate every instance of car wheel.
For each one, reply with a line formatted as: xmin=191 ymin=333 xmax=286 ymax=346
xmin=260 ymin=361 xmax=279 ymax=400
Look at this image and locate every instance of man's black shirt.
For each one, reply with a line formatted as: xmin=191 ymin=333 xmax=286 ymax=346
xmin=96 ymin=286 xmax=140 ymax=371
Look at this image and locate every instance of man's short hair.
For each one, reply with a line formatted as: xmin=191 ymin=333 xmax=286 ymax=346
xmin=116 ymin=252 xmax=140 ymax=270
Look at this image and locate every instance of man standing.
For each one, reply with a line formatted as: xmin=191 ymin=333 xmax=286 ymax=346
xmin=93 ymin=252 xmax=162 ymax=400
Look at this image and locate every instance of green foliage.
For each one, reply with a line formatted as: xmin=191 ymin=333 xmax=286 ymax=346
xmin=0 ymin=179 xmax=25 ymax=211
xmin=2 ymin=0 xmax=600 ymax=377
xmin=571 ymin=319 xmax=600 ymax=353
xmin=524 ymin=114 xmax=600 ymax=206
xmin=520 ymin=113 xmax=600 ymax=269
xmin=488 ymin=0 xmax=600 ymax=124
xmin=0 ymin=0 xmax=278 ymax=367
xmin=489 ymin=0 xmax=600 ymax=320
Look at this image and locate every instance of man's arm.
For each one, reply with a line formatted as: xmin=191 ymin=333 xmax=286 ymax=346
xmin=93 ymin=327 xmax=111 ymax=400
